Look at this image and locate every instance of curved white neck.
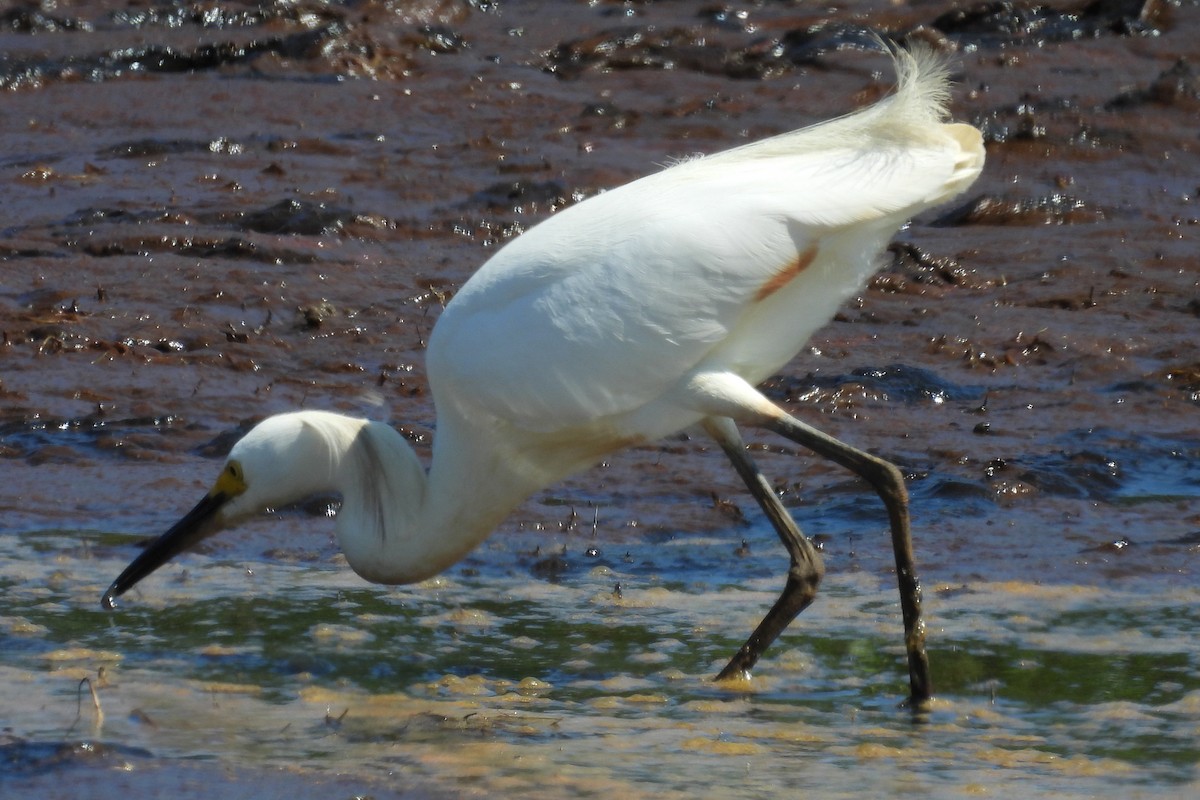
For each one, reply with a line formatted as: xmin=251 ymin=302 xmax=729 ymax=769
xmin=328 ymin=413 xmax=543 ymax=585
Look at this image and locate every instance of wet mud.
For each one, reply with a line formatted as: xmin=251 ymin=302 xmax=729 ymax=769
xmin=2 ymin=0 xmax=1199 ymax=797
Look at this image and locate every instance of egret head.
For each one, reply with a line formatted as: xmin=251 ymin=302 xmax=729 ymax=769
xmin=101 ymin=412 xmax=348 ymax=609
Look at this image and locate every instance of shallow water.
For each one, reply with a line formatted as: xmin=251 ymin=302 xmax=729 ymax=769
xmin=2 ymin=527 xmax=1200 ymax=796
xmin=3 ymin=0 xmax=1200 ymax=797
xmin=6 ymin=527 xmax=1200 ymax=798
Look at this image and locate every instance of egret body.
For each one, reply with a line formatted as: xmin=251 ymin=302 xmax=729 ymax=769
xmin=103 ymin=45 xmax=985 ymax=703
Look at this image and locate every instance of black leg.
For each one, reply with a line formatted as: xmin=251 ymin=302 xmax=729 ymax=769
xmin=760 ymin=412 xmax=931 ymax=706
xmin=702 ymin=417 xmax=826 ymax=681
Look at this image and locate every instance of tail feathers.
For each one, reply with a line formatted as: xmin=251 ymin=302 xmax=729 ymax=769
xmin=889 ymin=43 xmax=954 ymax=124
xmin=940 ymin=121 xmax=987 ymax=200
xmin=703 ymin=42 xmax=974 ymax=164
xmin=831 ymin=43 xmax=986 ymax=212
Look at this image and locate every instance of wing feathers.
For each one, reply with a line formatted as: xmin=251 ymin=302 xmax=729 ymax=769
xmin=429 ymin=44 xmax=985 ymax=431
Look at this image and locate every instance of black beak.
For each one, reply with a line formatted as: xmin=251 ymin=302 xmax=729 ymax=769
xmin=101 ymin=491 xmax=229 ymax=609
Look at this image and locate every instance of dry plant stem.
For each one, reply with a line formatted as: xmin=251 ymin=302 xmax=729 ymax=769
xmin=69 ymin=676 xmax=104 ymax=734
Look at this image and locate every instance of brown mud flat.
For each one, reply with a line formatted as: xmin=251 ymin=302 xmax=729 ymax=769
xmin=2 ymin=1 xmax=1199 ymax=798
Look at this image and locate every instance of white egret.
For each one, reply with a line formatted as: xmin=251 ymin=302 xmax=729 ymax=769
xmin=103 ymin=44 xmax=984 ymax=704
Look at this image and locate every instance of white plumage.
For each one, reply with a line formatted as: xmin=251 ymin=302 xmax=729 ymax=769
xmin=104 ymin=44 xmax=984 ymax=702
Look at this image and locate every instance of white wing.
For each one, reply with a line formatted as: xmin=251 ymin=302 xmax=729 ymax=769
xmin=427 ymin=51 xmax=984 ymax=432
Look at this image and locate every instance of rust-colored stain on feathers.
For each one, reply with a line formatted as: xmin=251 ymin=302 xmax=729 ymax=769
xmin=754 ymin=244 xmax=819 ymax=302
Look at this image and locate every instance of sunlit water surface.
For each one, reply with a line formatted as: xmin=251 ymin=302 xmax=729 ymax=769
xmin=4 ymin=0 xmax=1200 ymax=797
xmin=3 ymin=520 xmax=1198 ymax=799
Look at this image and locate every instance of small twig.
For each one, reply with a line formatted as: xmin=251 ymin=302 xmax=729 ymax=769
xmin=68 ymin=675 xmax=104 ymax=735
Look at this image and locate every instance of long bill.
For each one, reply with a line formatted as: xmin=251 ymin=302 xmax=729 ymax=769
xmin=101 ymin=491 xmax=230 ymax=609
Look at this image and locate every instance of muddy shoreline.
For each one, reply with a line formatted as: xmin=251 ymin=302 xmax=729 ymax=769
xmin=3 ymin=1 xmax=1199 ymax=796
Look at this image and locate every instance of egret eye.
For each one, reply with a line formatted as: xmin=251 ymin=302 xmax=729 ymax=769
xmin=216 ymin=459 xmax=248 ymax=496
